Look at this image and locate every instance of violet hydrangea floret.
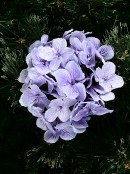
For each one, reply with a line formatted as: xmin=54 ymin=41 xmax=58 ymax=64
xmin=18 ymin=30 xmax=124 ymax=143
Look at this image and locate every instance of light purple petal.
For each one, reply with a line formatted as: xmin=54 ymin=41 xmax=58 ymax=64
xmin=86 ymin=37 xmax=100 ymax=49
xmin=35 ymin=64 xmax=51 ymax=75
xmin=65 ymin=61 xmax=85 ymax=81
xmin=58 ymin=107 xmax=70 ymax=122
xmin=53 ymin=69 xmax=71 ymax=85
xmin=28 ymin=105 xmax=44 ymax=117
xmin=99 ymin=81 xmax=112 ymax=92
xmin=86 ymin=88 xmax=99 ymax=101
xmin=59 ymin=126 xmax=76 ymax=140
xmin=45 ymin=108 xmax=59 ymax=122
xmin=52 ymin=38 xmax=67 ymax=53
xmin=70 ymin=31 xmax=86 ymax=41
xmin=74 ymin=83 xmax=86 ymax=101
xmin=55 ymin=122 xmax=71 ymax=130
xmin=38 ymin=46 xmax=56 ymax=61
xmin=109 ymin=74 xmax=124 ymax=89
xmin=60 ymin=85 xmax=79 ymax=99
xmin=49 ymin=99 xmax=63 ymax=108
xmin=92 ymin=105 xmax=113 ymax=115
xmin=72 ymin=120 xmax=88 ymax=133
xmin=70 ymin=37 xmax=82 ymax=50
xmin=29 ymin=40 xmax=41 ymax=52
xmin=102 ymin=62 xmax=116 ymax=76
xmin=26 ymin=53 xmax=33 ymax=67
xmin=28 ymin=67 xmax=46 ymax=86
xmin=100 ymin=92 xmax=115 ymax=101
xmin=18 ymin=69 xmax=28 ymax=83
xmin=36 ymin=117 xmax=47 ymax=131
xmin=95 ymin=67 xmax=103 ymax=81
xmin=93 ymin=85 xmax=106 ymax=94
xmin=41 ymin=34 xmax=48 ymax=44
xmin=49 ymin=58 xmax=61 ymax=71
xmin=19 ymin=88 xmax=35 ymax=107
xmin=44 ymin=130 xmax=59 ymax=143
xmin=61 ymin=47 xmax=74 ymax=60
xmin=63 ymin=29 xmax=73 ymax=39
xmin=98 ymin=45 xmax=114 ymax=60
xmin=63 ymin=98 xmax=77 ymax=107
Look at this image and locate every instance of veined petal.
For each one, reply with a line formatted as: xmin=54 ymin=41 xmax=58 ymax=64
xmin=70 ymin=37 xmax=82 ymax=50
xmin=74 ymin=83 xmax=86 ymax=101
xmin=28 ymin=105 xmax=44 ymax=117
xmin=88 ymin=37 xmax=100 ymax=47
xmin=60 ymin=85 xmax=79 ymax=99
xmin=98 ymin=45 xmax=114 ymax=60
xmin=19 ymin=89 xmax=35 ymax=107
xmin=71 ymin=31 xmax=86 ymax=41
xmin=65 ymin=61 xmax=85 ymax=81
xmin=49 ymin=99 xmax=63 ymax=108
xmin=60 ymin=126 xmax=76 ymax=140
xmin=72 ymin=120 xmax=88 ymax=133
xmin=45 ymin=108 xmax=60 ymax=122
xmin=58 ymin=107 xmax=70 ymax=122
xmin=53 ymin=69 xmax=71 ymax=85
xmin=38 ymin=46 xmax=56 ymax=61
xmin=86 ymin=37 xmax=100 ymax=49
xmin=52 ymin=38 xmax=67 ymax=53
xmin=109 ymin=74 xmax=124 ymax=89
xmin=102 ymin=62 xmax=116 ymax=76
xmin=49 ymin=58 xmax=61 ymax=71
xmin=63 ymin=98 xmax=77 ymax=107
xmin=28 ymin=67 xmax=46 ymax=86
xmin=44 ymin=130 xmax=59 ymax=143
xmin=36 ymin=117 xmax=47 ymax=131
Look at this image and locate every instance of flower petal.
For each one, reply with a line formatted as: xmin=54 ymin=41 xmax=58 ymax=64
xmin=18 ymin=69 xmax=28 ymax=83
xmin=49 ymin=58 xmax=61 ymax=71
xmin=74 ymin=83 xmax=86 ymax=101
xmin=109 ymin=74 xmax=124 ymax=89
xmin=86 ymin=37 xmax=100 ymax=49
xmin=102 ymin=62 xmax=116 ymax=76
xmin=70 ymin=37 xmax=82 ymax=50
xmin=52 ymin=38 xmax=67 ymax=53
xmin=28 ymin=67 xmax=46 ymax=86
xmin=98 ymin=45 xmax=114 ymax=60
xmin=86 ymin=88 xmax=99 ymax=101
xmin=65 ymin=61 xmax=85 ymax=81
xmin=38 ymin=46 xmax=56 ymax=61
xmin=44 ymin=130 xmax=59 ymax=143
xmin=53 ymin=69 xmax=71 ymax=85
xmin=72 ymin=120 xmax=88 ymax=133
xmin=41 ymin=34 xmax=48 ymax=44
xmin=100 ymin=92 xmax=115 ymax=101
xmin=49 ymin=99 xmax=63 ymax=108
xmin=19 ymin=88 xmax=35 ymax=107
xmin=36 ymin=117 xmax=47 ymax=131
xmin=45 ymin=108 xmax=59 ymax=122
xmin=60 ymin=85 xmax=79 ymax=99
xmin=58 ymin=107 xmax=70 ymax=122
xmin=28 ymin=105 xmax=44 ymax=117
xmin=60 ymin=126 xmax=76 ymax=140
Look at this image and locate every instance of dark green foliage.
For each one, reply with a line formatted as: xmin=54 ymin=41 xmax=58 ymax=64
xmin=0 ymin=0 xmax=130 ymax=174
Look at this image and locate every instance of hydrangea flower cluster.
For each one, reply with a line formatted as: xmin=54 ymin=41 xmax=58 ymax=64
xmin=18 ymin=29 xmax=124 ymax=143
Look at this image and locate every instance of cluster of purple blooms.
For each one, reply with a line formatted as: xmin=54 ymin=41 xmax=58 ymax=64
xmin=18 ymin=29 xmax=124 ymax=143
